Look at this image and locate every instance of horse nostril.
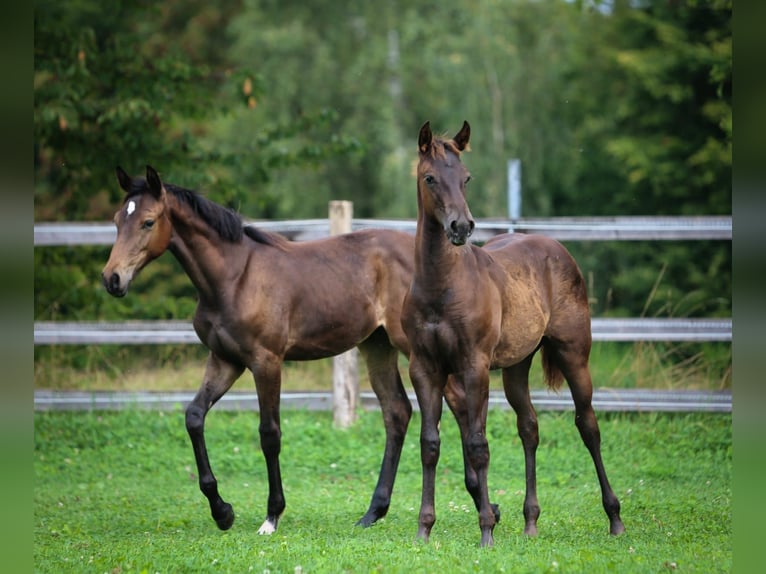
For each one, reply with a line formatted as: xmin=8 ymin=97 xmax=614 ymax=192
xmin=103 ymin=272 xmax=120 ymax=293
xmin=450 ymin=219 xmax=474 ymax=236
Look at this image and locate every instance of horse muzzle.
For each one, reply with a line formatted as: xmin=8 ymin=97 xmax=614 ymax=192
xmin=102 ymin=271 xmax=129 ymax=297
xmin=446 ymin=218 xmax=475 ymax=246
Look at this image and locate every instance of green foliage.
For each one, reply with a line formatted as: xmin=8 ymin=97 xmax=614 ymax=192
xmin=34 ymin=409 xmax=732 ymax=572
xmin=33 ymin=0 xmax=361 ymax=220
xmin=34 ymin=246 xmax=197 ymax=321
xmin=35 ymin=0 xmax=216 ymax=219
xmin=600 ymin=3 xmax=731 ymax=215
xmin=567 ymin=240 xmax=731 ymax=318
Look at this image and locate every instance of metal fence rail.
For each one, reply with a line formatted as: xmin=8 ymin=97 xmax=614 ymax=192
xmin=33 ymin=317 xmax=732 ymax=345
xmin=33 ymin=388 xmax=732 ymax=413
xmin=589 ymin=318 xmax=732 ymax=342
xmin=34 ymin=215 xmax=732 ymax=246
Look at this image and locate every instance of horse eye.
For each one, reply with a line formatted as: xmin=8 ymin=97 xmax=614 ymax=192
xmin=142 ymin=219 xmax=155 ymax=230
xmin=424 ymin=174 xmax=436 ymax=185
xmin=465 ymin=175 xmax=472 ymax=184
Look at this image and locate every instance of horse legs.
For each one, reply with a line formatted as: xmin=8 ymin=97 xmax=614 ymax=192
xmin=443 ymin=377 xmax=501 ymax=525
xmin=553 ymin=341 xmax=625 ymax=536
xmin=251 ymin=352 xmax=286 ymax=535
xmin=408 ymin=357 xmax=446 ymax=544
xmin=355 ymin=329 xmax=412 ymax=527
xmin=459 ymin=366 xmax=496 ymax=547
xmin=185 ymin=353 xmax=244 ymax=530
xmin=501 ymin=356 xmax=541 ymax=536
xmin=412 ymin=363 xmax=495 ymax=547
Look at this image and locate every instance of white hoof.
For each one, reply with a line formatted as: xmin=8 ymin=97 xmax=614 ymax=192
xmin=258 ymin=518 xmax=277 ymax=535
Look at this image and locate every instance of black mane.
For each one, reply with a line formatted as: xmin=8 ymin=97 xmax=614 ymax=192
xmin=243 ymin=224 xmax=289 ymax=248
xmin=166 ymin=183 xmax=244 ymax=243
xmin=125 ymin=177 xmax=287 ymax=248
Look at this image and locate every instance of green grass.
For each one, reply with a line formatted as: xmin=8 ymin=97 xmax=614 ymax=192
xmin=34 ymin=409 xmax=732 ymax=573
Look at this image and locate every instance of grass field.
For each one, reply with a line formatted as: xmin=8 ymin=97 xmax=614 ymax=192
xmin=34 ymin=408 xmax=732 ymax=573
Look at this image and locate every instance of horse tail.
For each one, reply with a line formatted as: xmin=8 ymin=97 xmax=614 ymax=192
xmin=541 ymin=342 xmax=565 ymax=392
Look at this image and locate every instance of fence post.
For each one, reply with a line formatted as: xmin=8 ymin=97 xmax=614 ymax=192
xmin=329 ymin=200 xmax=359 ymax=428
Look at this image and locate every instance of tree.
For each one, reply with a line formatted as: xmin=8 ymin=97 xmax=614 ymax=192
xmin=565 ymin=0 xmax=731 ymax=217
xmin=559 ymin=0 xmax=732 ymax=317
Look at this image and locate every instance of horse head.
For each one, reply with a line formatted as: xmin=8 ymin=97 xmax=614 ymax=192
xmin=101 ymin=165 xmax=173 ymax=297
xmin=416 ymin=120 xmax=475 ymax=246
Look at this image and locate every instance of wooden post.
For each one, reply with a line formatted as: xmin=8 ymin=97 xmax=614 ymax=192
xmin=329 ymin=200 xmax=359 ymax=428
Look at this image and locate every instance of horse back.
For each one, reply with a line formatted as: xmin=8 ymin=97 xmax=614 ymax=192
xmin=278 ymin=228 xmax=415 ymax=358
xmin=330 ymin=228 xmax=414 ymax=304
xmin=483 ymin=233 xmax=587 ymax=305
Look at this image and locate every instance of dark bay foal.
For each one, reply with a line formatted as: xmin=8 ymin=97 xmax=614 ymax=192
xmin=401 ymin=122 xmax=625 ymax=547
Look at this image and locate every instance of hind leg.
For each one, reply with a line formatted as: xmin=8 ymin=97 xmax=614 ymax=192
xmin=251 ymin=350 xmax=288 ymax=535
xmin=502 ymin=355 xmax=541 ymax=536
xmin=553 ymin=340 xmax=625 ymax=536
xmin=186 ymin=353 xmax=244 ymax=530
xmin=356 ymin=329 xmax=412 ymax=527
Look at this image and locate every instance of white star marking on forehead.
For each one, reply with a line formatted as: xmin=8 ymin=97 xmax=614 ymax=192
xmin=126 ymin=200 xmax=136 ymax=216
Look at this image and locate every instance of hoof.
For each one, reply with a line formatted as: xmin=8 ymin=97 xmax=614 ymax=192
xmin=523 ymin=523 xmax=538 ymax=537
xmin=610 ymin=520 xmax=626 ymax=536
xmin=355 ymin=507 xmax=387 ymax=528
xmin=415 ymin=526 xmax=431 ymax=544
xmin=258 ymin=516 xmax=279 ymax=535
xmin=491 ymin=503 xmax=501 ymax=524
xmin=480 ymin=530 xmax=495 ymax=548
xmin=214 ymin=503 xmax=235 ymax=530
xmin=355 ymin=514 xmax=377 ymax=528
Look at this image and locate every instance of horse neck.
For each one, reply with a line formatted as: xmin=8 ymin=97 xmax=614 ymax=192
xmin=165 ymin=194 xmax=247 ymax=305
xmin=414 ymin=199 xmax=466 ymax=282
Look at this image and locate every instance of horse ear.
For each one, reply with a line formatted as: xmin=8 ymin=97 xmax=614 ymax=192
xmin=453 ymin=120 xmax=470 ymax=152
xmin=145 ymin=165 xmax=164 ymax=199
xmin=418 ymin=121 xmax=433 ymax=154
xmin=116 ymin=166 xmax=132 ymax=193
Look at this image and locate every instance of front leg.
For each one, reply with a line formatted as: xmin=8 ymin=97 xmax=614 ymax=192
xmin=444 ymin=376 xmax=500 ymax=525
xmin=409 ymin=356 xmax=446 ymax=543
xmin=185 ymin=353 xmax=244 ymax=530
xmin=460 ymin=366 xmax=495 ymax=547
